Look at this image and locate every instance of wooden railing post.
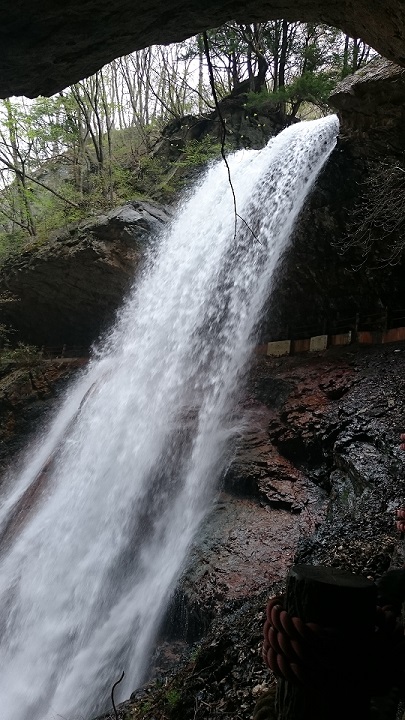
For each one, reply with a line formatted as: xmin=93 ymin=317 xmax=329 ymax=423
xmin=275 ymin=564 xmax=377 ymax=720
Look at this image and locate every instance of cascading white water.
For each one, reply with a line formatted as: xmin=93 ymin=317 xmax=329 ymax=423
xmin=0 ymin=115 xmax=338 ymax=720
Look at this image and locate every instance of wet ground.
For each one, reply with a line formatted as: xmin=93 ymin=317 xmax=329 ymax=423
xmin=105 ymin=342 xmax=405 ymax=720
xmin=2 ymin=344 xmax=405 ymax=720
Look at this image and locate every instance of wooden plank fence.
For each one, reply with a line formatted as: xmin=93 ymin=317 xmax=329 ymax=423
xmin=261 ymin=308 xmax=405 ymax=357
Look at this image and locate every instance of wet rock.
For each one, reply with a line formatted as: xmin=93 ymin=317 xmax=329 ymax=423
xmin=166 ymin=486 xmax=325 ymax=643
xmin=116 ymin=592 xmax=276 ymax=720
xmin=4 ymin=340 xmax=405 ymax=720
xmin=109 ymin=342 xmax=405 ymax=720
xmin=0 ymin=357 xmax=85 ymax=475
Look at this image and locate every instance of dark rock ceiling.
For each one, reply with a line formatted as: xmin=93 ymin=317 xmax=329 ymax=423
xmin=0 ymin=1 xmax=405 ymax=98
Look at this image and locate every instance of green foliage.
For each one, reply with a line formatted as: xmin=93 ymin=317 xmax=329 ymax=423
xmin=245 ymin=69 xmax=337 ymax=117
xmin=0 ymin=323 xmax=15 ymax=349
xmin=133 ymin=155 xmax=169 ymax=198
xmin=286 ymin=70 xmax=337 ymax=106
xmin=245 ymin=87 xmax=286 ymax=110
xmin=165 ymin=688 xmax=181 ymax=709
xmin=189 ymin=645 xmax=201 ymax=662
xmin=111 ymin=164 xmax=138 ymax=201
xmin=0 ymin=229 xmax=27 ymax=262
xmin=0 ymin=341 xmax=42 ymax=366
xmin=28 ymin=96 xmax=69 ymax=152
xmin=175 ymin=137 xmax=221 ymax=168
xmin=0 ymin=24 xmax=376 ymax=262
xmin=135 ymin=699 xmax=152 ymax=717
xmin=128 ymin=135 xmax=221 ymax=202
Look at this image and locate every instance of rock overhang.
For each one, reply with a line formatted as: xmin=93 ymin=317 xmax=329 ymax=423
xmin=0 ymin=0 xmax=405 ymax=98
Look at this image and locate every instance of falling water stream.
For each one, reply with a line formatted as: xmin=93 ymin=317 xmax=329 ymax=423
xmin=0 ymin=115 xmax=338 ymax=720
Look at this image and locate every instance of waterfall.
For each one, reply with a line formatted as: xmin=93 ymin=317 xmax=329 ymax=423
xmin=0 ymin=115 xmax=338 ymax=720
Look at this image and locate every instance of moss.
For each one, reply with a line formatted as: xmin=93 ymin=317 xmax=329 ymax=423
xmin=165 ymin=688 xmax=181 ymax=709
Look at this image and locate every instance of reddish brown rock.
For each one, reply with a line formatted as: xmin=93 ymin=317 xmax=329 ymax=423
xmin=174 ymin=386 xmax=329 ymax=638
xmin=108 ymin=343 xmax=405 ymax=720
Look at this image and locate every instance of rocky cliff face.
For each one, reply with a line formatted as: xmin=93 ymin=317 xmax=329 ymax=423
xmin=330 ymin=57 xmax=405 ymax=148
xmin=0 ymin=200 xmax=171 ymax=347
xmin=261 ymin=58 xmax=405 ymax=342
xmin=2 ymin=339 xmax=404 ymax=720
xmin=153 ymin=91 xmax=286 ymax=159
xmin=109 ymin=341 xmax=405 ymax=720
xmin=166 ymin=343 xmax=405 ymax=640
xmin=0 ymin=357 xmax=85 ymax=475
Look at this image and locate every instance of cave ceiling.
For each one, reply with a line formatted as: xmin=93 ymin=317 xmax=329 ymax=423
xmin=0 ymin=0 xmax=405 ymax=98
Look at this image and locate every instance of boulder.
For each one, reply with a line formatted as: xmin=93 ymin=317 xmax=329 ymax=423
xmin=0 ymin=200 xmax=172 ymax=348
xmin=329 ymin=57 xmax=405 ymax=149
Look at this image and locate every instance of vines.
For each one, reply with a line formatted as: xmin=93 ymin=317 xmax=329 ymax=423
xmin=202 ymin=31 xmax=260 ymax=244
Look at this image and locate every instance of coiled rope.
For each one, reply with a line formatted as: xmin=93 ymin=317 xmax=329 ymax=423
xmin=262 ymin=595 xmax=405 ymax=693
xmin=396 ymin=508 xmax=405 ymax=533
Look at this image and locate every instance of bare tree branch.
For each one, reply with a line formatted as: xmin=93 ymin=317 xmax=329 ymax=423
xmin=111 ymin=670 xmax=125 ymax=720
xmin=334 ymin=159 xmax=405 ymax=268
xmin=202 ymin=31 xmax=260 ymax=244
